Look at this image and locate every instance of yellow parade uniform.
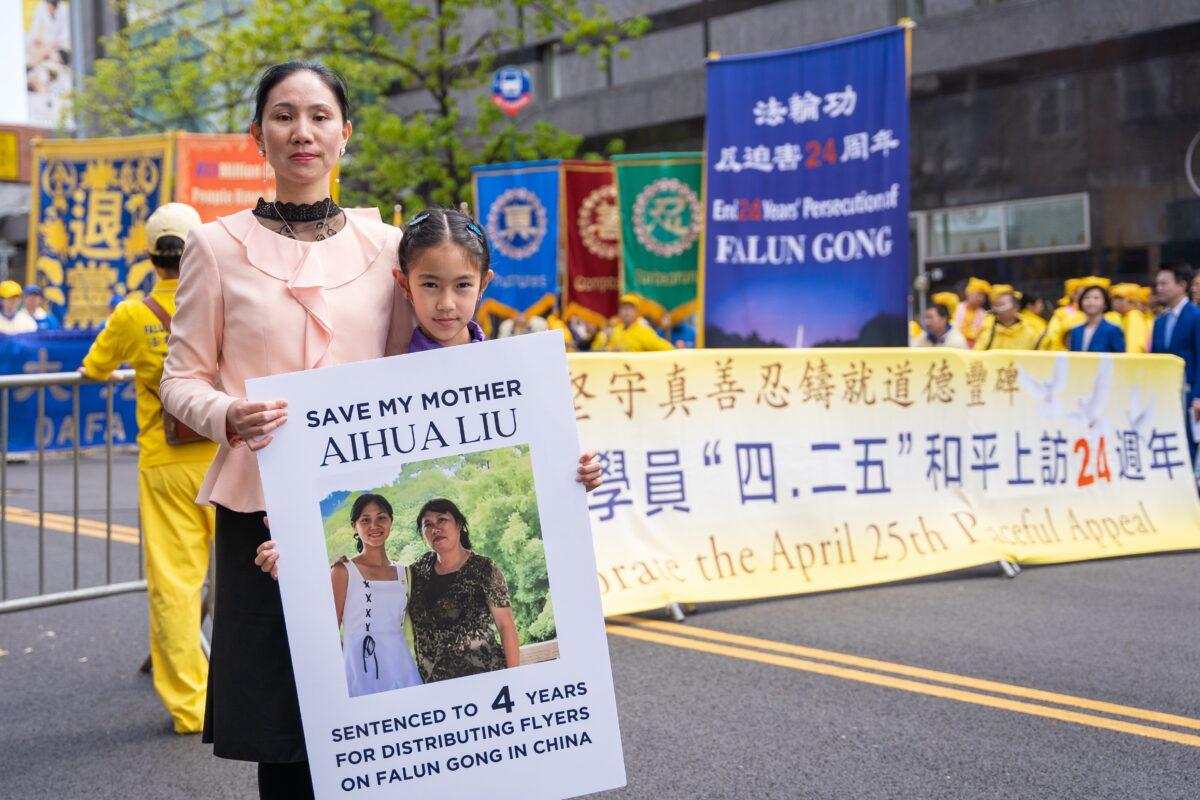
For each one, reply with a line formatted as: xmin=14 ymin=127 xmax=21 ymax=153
xmin=1019 ymin=310 xmax=1047 ymax=335
xmin=546 ymin=313 xmax=574 ymax=348
xmin=953 ymin=304 xmax=987 ymax=347
xmin=82 ymin=278 xmax=217 ymax=734
xmin=1117 ymin=310 xmax=1149 ymax=354
xmin=908 ymin=319 xmax=923 ymax=341
xmin=978 ymin=315 xmax=1041 ymax=350
xmin=1111 ymin=284 xmax=1150 ymax=354
xmin=599 ymin=317 xmax=674 ymax=352
xmin=1037 ymin=306 xmax=1075 ymax=350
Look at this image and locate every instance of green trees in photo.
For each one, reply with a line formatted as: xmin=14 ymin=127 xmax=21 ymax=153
xmin=323 ymin=445 xmax=556 ymax=643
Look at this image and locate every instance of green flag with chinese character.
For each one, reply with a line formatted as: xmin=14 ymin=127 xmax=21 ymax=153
xmin=613 ymin=153 xmax=702 ymax=323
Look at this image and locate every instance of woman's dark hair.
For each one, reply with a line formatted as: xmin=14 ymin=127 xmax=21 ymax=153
xmin=399 ymin=208 xmax=491 ymax=276
xmin=350 ymin=493 xmax=393 ymax=553
xmin=252 ymin=60 xmax=351 ymax=126
xmin=1078 ymin=285 xmax=1111 ymax=314
xmin=1018 ymin=293 xmax=1042 ymax=311
xmin=416 ymin=497 xmax=472 ymax=550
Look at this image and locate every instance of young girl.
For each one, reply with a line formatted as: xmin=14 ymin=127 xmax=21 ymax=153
xmin=396 ymin=208 xmax=493 ymax=351
xmin=254 ymin=208 xmax=603 ymax=579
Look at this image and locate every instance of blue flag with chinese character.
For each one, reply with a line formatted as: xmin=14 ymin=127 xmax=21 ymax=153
xmin=27 ymin=135 xmax=173 ymax=330
xmin=471 ymin=160 xmax=561 ymax=325
xmin=702 ymin=27 xmax=910 ymax=348
xmin=0 ymin=330 xmax=138 ymax=453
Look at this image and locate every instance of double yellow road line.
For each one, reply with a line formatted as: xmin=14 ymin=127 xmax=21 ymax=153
xmin=3 ymin=506 xmax=140 ymax=546
xmin=606 ymin=615 xmax=1200 ymax=748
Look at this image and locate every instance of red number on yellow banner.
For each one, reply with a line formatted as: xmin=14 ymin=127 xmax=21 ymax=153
xmin=1073 ymin=437 xmax=1112 ymax=487
xmin=1074 ymin=438 xmax=1095 ymax=487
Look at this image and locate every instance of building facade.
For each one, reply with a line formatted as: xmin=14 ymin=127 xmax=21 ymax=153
xmin=415 ymin=0 xmax=1200 ymax=306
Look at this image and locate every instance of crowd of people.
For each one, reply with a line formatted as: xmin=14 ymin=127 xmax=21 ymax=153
xmin=913 ymin=267 xmax=1200 ymax=474
xmin=493 ymin=293 xmax=694 ymax=352
xmin=909 ymin=273 xmax=1194 ymax=354
xmin=0 ymin=281 xmax=60 ymax=333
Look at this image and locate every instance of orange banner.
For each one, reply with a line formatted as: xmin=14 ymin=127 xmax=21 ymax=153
xmin=173 ymin=132 xmax=274 ymax=221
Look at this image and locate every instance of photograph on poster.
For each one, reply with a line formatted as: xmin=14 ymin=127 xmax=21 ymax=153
xmin=320 ymin=445 xmax=558 ymax=699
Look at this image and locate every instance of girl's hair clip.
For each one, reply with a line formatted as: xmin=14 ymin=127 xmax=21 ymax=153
xmin=407 ymin=211 xmax=431 ymax=227
xmin=465 ymin=220 xmax=486 ymax=239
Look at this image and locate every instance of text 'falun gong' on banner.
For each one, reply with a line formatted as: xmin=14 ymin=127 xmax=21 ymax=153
xmin=702 ymin=26 xmax=911 ymax=348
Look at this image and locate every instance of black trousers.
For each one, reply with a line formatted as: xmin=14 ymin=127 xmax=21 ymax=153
xmin=203 ymin=506 xmax=308 ymax=763
xmin=258 ymin=761 xmax=314 ymax=800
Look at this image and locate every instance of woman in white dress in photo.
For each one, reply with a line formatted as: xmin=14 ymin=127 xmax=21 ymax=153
xmin=332 ymin=494 xmax=422 ymax=697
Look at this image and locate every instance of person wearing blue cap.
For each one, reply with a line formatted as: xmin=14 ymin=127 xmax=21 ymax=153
xmin=23 ymin=285 xmax=60 ymax=330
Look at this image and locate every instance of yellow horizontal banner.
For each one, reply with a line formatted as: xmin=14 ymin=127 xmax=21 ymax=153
xmin=567 ymin=349 xmax=1200 ymax=616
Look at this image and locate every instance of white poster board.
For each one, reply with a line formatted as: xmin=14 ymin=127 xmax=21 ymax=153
xmin=248 ymin=332 xmax=625 ymax=799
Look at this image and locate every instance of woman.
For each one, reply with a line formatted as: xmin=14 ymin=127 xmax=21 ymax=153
xmin=333 ymin=494 xmax=421 ymax=697
xmin=160 ymin=60 xmax=406 ymax=799
xmin=407 ymin=499 xmax=519 ymax=683
xmin=166 ymin=61 xmax=599 ymax=800
xmin=1069 ymin=285 xmax=1126 ymax=353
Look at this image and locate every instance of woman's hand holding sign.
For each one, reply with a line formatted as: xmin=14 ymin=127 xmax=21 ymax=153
xmin=255 ymin=537 xmax=280 ymax=580
xmin=576 ymin=451 xmax=602 ymax=491
xmin=227 ymin=398 xmax=288 ymax=450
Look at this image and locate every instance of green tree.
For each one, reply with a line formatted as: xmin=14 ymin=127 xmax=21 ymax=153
xmin=76 ymin=0 xmax=648 ymax=212
xmin=322 ymin=445 xmax=558 ymax=644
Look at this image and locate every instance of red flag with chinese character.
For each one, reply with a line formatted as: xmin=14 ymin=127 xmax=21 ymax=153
xmin=562 ymin=161 xmax=619 ymax=327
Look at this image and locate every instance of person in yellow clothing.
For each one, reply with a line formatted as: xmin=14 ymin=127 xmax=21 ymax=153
xmin=1137 ymin=285 xmax=1154 ymax=319
xmin=1111 ymin=283 xmax=1149 ymax=353
xmin=952 ymin=278 xmax=990 ymax=347
xmin=978 ymin=286 xmax=1041 ymax=350
xmin=544 ymin=309 xmax=575 ymax=349
xmin=1018 ymin=294 xmax=1048 ymax=335
xmin=596 ymin=294 xmax=673 ymax=351
xmin=81 ymin=203 xmax=217 ymax=734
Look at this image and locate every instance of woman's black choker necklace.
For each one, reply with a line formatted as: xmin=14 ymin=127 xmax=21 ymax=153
xmin=253 ymin=197 xmax=341 ymax=222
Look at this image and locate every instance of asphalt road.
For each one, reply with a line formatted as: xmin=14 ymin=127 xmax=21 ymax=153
xmin=1 ymin=454 xmax=1198 ymax=798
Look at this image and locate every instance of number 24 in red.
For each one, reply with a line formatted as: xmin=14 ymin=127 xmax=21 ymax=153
xmin=803 ymin=139 xmax=838 ymax=168
xmin=1073 ymin=437 xmax=1112 ymax=487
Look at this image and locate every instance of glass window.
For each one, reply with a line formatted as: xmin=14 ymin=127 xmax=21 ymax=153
xmin=1032 ymin=76 xmax=1080 ymax=138
xmin=1005 ymin=195 xmax=1087 ymax=251
xmin=927 ymin=205 xmax=1003 ymax=258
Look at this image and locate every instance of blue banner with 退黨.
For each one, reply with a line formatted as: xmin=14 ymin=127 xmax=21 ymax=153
xmin=702 ymin=27 xmax=911 ymax=348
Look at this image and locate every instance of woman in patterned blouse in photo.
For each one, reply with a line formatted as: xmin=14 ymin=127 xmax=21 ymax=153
xmin=407 ymin=498 xmax=519 ymax=683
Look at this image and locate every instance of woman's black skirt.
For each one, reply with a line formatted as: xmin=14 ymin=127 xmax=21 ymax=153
xmin=203 ymin=506 xmax=307 ymax=763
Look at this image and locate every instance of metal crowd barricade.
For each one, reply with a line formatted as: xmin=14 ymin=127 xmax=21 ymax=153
xmin=0 ymin=368 xmax=145 ymax=613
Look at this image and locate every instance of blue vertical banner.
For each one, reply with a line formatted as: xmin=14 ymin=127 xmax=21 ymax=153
xmin=26 ymin=134 xmax=174 ymax=330
xmin=471 ymin=160 xmax=561 ymax=327
xmin=701 ymin=26 xmax=910 ymax=347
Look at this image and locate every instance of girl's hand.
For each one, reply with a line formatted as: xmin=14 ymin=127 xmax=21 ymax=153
xmin=226 ymin=399 xmax=288 ymax=451
xmin=254 ymin=539 xmax=280 ymax=581
xmin=576 ymin=451 xmax=603 ymax=492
